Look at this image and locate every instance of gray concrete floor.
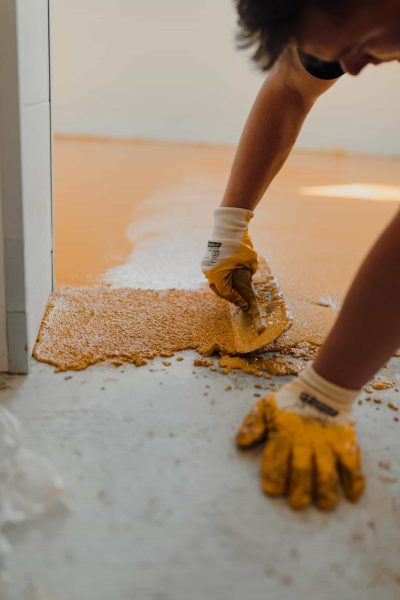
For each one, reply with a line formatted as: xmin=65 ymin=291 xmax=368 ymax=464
xmin=0 ymin=354 xmax=399 ymax=600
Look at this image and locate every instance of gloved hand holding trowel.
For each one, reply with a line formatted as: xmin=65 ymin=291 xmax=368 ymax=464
xmin=201 ymin=207 xmax=258 ymax=311
xmin=202 ymin=207 xmax=288 ymax=351
xmin=201 ymin=0 xmax=400 ymax=510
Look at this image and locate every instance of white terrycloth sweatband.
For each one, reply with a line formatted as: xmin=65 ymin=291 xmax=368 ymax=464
xmin=276 ymin=364 xmax=360 ymax=425
xmin=210 ymin=207 xmax=254 ymax=240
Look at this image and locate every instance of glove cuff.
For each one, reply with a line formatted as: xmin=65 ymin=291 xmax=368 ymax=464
xmin=211 ymin=207 xmax=254 ymax=240
xmin=298 ymin=365 xmax=360 ymax=409
xmin=276 ymin=365 xmax=360 ymax=425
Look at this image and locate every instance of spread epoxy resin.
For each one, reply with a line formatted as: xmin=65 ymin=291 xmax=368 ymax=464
xmin=42 ymin=136 xmax=400 ymax=371
xmin=33 ymin=263 xmax=291 ymax=372
xmin=34 ymin=287 xmax=234 ymax=371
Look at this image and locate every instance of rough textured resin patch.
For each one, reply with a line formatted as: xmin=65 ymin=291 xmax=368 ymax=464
xmin=33 ymin=280 xmax=291 ymax=372
xmin=34 ymin=258 xmax=292 ymax=372
xmin=34 ymin=287 xmax=231 ymax=371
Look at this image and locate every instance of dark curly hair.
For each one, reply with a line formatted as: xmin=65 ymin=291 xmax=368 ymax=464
xmin=235 ymin=0 xmax=364 ymax=70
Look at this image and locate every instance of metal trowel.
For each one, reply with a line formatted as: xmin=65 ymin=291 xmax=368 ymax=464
xmin=230 ymin=264 xmax=292 ymax=354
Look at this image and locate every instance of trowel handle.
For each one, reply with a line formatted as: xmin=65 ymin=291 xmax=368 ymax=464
xmin=231 ymin=268 xmax=266 ymax=334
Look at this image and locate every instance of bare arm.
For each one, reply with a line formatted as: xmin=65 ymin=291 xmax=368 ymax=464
xmin=203 ymin=49 xmax=341 ymax=308
xmin=314 ymin=207 xmax=400 ymax=389
xmin=221 ymin=47 xmax=340 ymax=210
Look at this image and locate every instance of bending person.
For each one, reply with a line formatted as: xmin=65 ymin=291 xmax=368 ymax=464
xmin=202 ymin=0 xmax=400 ymax=509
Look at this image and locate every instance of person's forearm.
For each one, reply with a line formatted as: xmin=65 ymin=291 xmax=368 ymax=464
xmin=314 ymin=208 xmax=400 ymax=389
xmin=221 ymin=69 xmax=313 ymax=210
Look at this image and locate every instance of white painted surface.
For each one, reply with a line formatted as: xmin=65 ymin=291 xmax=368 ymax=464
xmin=17 ymin=0 xmax=53 ymax=365
xmin=16 ymin=0 xmax=50 ymax=106
xmin=51 ymin=0 xmax=400 ymax=155
xmin=20 ymin=101 xmax=53 ymax=353
xmin=0 ymin=0 xmax=53 ymax=372
xmin=0 ymin=357 xmax=399 ymax=599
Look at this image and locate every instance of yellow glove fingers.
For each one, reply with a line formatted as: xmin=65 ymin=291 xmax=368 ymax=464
xmin=314 ymin=444 xmax=340 ymax=511
xmin=236 ymin=400 xmax=268 ymax=448
xmin=236 ymin=378 xmax=365 ymax=511
xmin=288 ymin=443 xmax=313 ymax=509
xmin=261 ymin=434 xmax=291 ymax=497
xmin=336 ymin=440 xmax=365 ymax=502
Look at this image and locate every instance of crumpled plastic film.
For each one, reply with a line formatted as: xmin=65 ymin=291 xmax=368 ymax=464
xmin=0 ymin=405 xmax=64 ymax=559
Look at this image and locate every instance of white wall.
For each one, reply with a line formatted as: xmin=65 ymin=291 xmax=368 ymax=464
xmin=51 ymin=0 xmax=400 ymax=155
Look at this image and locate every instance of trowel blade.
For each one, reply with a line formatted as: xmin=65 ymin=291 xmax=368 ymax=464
xmin=229 ymin=260 xmax=292 ymax=354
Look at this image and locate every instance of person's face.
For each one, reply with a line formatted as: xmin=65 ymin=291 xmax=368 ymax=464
xmin=296 ymin=0 xmax=400 ymax=75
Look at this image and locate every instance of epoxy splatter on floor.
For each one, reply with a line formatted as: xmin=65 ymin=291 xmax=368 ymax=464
xmin=371 ymin=379 xmax=395 ymax=390
xmin=218 ymin=355 xmax=303 ymax=377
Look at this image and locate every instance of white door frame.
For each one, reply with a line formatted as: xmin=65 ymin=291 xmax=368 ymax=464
xmin=0 ymin=0 xmax=53 ymax=374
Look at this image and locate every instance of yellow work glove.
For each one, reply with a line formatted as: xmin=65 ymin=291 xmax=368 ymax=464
xmin=236 ymin=365 xmax=365 ymax=510
xmin=201 ymin=207 xmax=258 ymax=309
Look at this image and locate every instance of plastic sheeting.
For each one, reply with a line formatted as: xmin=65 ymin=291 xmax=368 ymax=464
xmin=0 ymin=405 xmax=64 ymax=560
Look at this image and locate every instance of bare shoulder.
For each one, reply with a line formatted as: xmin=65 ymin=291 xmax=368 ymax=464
xmin=274 ymin=45 xmax=340 ymax=103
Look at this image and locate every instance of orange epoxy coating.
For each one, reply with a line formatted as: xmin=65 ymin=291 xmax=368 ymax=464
xmin=54 ymin=135 xmax=235 ymax=287
xmin=54 ymin=135 xmax=400 ymax=350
